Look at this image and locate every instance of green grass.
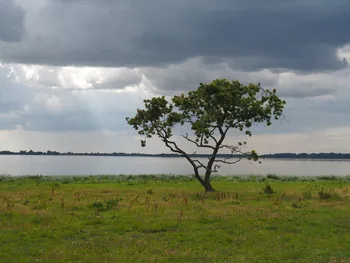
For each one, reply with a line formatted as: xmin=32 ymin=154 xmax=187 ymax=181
xmin=0 ymin=174 xmax=350 ymax=263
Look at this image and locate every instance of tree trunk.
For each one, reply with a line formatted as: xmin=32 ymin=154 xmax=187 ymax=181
xmin=203 ymin=179 xmax=215 ymax=192
xmin=192 ymin=170 xmax=216 ymax=192
xmin=203 ymin=166 xmax=215 ymax=192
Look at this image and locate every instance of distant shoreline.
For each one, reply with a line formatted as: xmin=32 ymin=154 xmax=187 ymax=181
xmin=0 ymin=151 xmax=350 ymax=159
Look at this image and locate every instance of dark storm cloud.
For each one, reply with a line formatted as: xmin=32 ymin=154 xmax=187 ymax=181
xmin=1 ymin=0 xmax=350 ymax=72
xmin=142 ymin=58 xmax=279 ymax=93
xmin=278 ymin=87 xmax=335 ymax=98
xmin=0 ymin=0 xmax=25 ymax=42
xmin=182 ymin=4 xmax=350 ymax=72
xmin=142 ymin=57 xmax=336 ymax=99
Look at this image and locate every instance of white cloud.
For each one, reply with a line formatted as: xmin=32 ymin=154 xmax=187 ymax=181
xmin=6 ymin=64 xmax=143 ymax=90
xmin=0 ymin=62 xmax=155 ymax=133
xmin=2 ymin=0 xmax=350 ymax=72
xmin=337 ymin=44 xmax=350 ymax=62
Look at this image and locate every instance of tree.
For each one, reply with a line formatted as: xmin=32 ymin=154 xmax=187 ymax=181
xmin=126 ymin=79 xmax=286 ymax=192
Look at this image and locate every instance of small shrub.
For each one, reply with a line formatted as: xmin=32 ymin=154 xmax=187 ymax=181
xmin=263 ymin=184 xmax=275 ymax=195
xmin=147 ymin=189 xmax=154 ymax=195
xmin=90 ymin=198 xmax=121 ymax=212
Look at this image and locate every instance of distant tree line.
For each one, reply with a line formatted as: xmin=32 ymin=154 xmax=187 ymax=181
xmin=260 ymin=152 xmax=350 ymax=159
xmin=0 ymin=150 xmax=350 ymax=159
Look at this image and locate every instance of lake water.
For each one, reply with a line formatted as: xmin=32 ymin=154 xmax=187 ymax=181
xmin=0 ymin=155 xmax=350 ymax=177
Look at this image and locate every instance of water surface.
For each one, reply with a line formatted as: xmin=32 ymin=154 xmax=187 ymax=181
xmin=0 ymin=155 xmax=350 ymax=176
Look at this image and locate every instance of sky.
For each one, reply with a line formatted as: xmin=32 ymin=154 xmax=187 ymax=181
xmin=1 ymin=0 xmax=350 ymax=154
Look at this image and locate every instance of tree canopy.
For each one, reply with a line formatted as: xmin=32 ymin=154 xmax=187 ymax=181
xmin=126 ymin=79 xmax=286 ymax=191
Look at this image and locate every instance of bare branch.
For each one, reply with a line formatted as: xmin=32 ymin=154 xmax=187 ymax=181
xmin=181 ymin=133 xmax=215 ymax=150
xmin=212 ymin=164 xmax=221 ymax=173
xmin=163 ymin=139 xmax=182 ymax=154
xmin=214 ymin=143 xmax=246 ymax=166
xmin=192 ymin=159 xmax=207 ymax=170
xmin=213 ymin=158 xmax=242 ymax=165
xmin=208 ymin=127 xmax=218 ymax=144
xmin=220 ymin=144 xmax=246 ymax=155
xmin=155 ymin=127 xmax=208 ymax=187
xmin=153 ymin=125 xmax=184 ymax=155
xmin=164 ymin=140 xmax=183 ymax=153
xmin=200 ymin=133 xmax=204 ymax=145
xmin=219 ymin=144 xmax=240 ymax=150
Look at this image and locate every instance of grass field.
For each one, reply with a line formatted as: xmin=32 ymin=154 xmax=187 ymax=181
xmin=1 ymin=174 xmax=350 ymax=263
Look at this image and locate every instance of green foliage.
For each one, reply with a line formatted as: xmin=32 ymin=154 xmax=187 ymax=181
xmin=263 ymin=184 xmax=276 ymax=194
xmin=127 ymin=79 xmax=285 ymax=144
xmin=126 ymin=79 xmax=286 ymax=190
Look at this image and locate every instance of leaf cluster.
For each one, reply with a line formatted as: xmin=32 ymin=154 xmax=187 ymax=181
xmin=126 ymin=79 xmax=285 ymax=146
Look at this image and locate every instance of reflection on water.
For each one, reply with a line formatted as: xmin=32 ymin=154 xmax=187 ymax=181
xmin=0 ymin=155 xmax=349 ymax=176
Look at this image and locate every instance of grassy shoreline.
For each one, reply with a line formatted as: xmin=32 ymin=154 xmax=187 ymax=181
xmin=1 ymin=175 xmax=350 ymax=262
xmin=2 ymin=173 xmax=350 ymax=183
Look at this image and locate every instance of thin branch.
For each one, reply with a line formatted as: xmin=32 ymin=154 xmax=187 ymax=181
xmin=204 ymin=127 xmax=229 ymax=180
xmin=183 ymin=114 xmax=197 ymax=125
xmin=200 ymin=133 xmax=204 ymax=145
xmin=155 ymin=127 xmax=206 ymax=185
xmin=189 ymin=151 xmax=197 ymax=158
xmin=214 ymin=144 xmax=246 ymax=165
xmin=213 ymin=158 xmax=242 ymax=165
xmin=208 ymin=127 xmax=218 ymax=144
xmin=192 ymin=159 xmax=207 ymax=170
xmin=163 ymin=139 xmax=182 ymax=154
xmin=181 ymin=133 xmax=215 ymax=150
xmin=219 ymin=144 xmax=239 ymax=150
xmin=212 ymin=164 xmax=221 ymax=173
